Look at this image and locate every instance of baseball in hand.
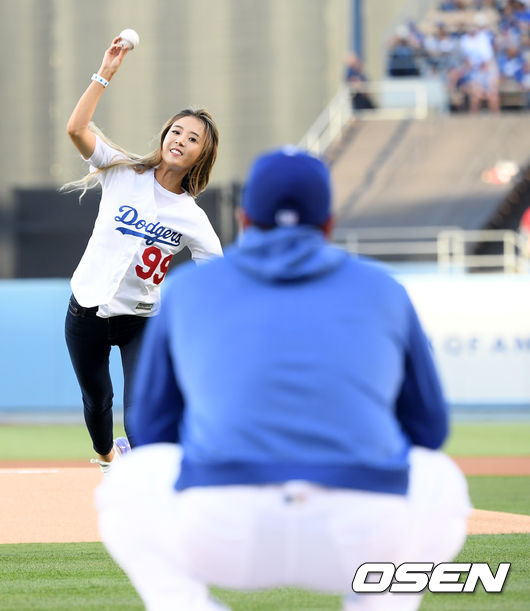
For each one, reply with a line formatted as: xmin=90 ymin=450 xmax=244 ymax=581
xmin=119 ymin=28 xmax=140 ymax=49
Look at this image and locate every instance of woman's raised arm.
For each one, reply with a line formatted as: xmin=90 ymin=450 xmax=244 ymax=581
xmin=66 ymin=36 xmax=131 ymax=159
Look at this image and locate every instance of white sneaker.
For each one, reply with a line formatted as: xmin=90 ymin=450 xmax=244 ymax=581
xmin=90 ymin=457 xmax=112 ymax=473
xmin=90 ymin=437 xmax=131 ymax=473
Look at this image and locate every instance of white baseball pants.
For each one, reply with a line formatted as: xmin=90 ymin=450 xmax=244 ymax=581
xmin=96 ymin=444 xmax=471 ymax=611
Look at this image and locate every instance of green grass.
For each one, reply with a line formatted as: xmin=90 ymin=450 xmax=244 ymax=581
xmin=0 ymin=543 xmax=143 ymax=610
xmin=0 ymin=422 xmax=528 ymax=461
xmin=467 ymin=476 xmax=530 ymax=515
xmin=0 ymin=424 xmax=126 ymax=460
xmin=419 ymin=534 xmax=530 ymax=610
xmin=443 ymin=422 xmax=530 ymax=456
xmin=1 ymin=536 xmax=528 ymax=610
xmin=214 ymin=587 xmax=341 ymax=610
xmin=0 ymin=422 xmax=528 ymax=609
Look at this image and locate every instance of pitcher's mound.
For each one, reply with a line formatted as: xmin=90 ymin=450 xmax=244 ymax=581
xmin=1 ymin=467 xmax=529 ymax=544
xmin=468 ymin=509 xmax=530 ymax=535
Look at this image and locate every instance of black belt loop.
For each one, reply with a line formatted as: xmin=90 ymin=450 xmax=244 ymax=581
xmin=69 ymin=294 xmax=98 ymax=317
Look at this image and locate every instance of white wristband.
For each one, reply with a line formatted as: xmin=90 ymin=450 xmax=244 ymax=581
xmin=91 ymin=73 xmax=109 ymax=88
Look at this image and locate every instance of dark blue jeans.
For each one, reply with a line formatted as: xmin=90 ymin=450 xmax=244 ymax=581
xmin=65 ymin=294 xmax=148 ymax=455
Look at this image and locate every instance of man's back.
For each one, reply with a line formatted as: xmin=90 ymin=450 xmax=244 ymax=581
xmin=133 ymin=225 xmax=447 ymax=494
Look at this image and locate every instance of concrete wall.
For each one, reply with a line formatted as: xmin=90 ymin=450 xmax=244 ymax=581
xmin=0 ymin=0 xmax=350 ymax=197
xmin=363 ymin=0 xmax=438 ymax=81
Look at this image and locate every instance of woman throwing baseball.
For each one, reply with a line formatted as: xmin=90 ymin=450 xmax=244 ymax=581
xmin=63 ymin=34 xmax=222 ymax=473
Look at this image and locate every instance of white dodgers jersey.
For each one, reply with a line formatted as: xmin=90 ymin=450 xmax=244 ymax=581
xmin=70 ymin=136 xmax=222 ymax=317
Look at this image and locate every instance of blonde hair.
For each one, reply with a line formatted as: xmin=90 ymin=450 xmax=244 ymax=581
xmin=62 ymin=109 xmax=219 ymax=199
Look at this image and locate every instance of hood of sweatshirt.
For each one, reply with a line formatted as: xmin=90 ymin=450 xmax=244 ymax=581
xmin=227 ymin=226 xmax=348 ymax=282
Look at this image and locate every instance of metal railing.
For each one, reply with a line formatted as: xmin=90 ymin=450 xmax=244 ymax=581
xmin=297 ymin=86 xmax=352 ymax=156
xmin=333 ymin=227 xmax=529 ymax=274
xmin=297 ymin=78 xmax=446 ymax=157
xmin=347 ymin=79 xmax=438 ymax=120
xmin=437 ymin=229 xmax=528 ymax=274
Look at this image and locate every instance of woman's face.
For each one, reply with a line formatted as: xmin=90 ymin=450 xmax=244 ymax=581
xmin=160 ymin=115 xmax=205 ymax=172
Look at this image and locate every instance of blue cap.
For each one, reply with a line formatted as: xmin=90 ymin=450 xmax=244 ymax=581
xmin=241 ymin=146 xmax=332 ymax=227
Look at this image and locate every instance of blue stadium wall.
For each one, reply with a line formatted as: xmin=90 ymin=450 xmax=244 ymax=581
xmin=1 ymin=275 xmax=530 ymax=414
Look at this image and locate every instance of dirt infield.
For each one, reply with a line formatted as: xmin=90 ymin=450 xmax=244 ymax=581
xmin=0 ymin=456 xmax=529 ymax=544
xmin=452 ymin=456 xmax=530 ymax=475
xmin=0 ymin=467 xmax=101 ymax=544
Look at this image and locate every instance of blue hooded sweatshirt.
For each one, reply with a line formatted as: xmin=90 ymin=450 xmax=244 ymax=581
xmin=130 ymin=226 xmax=448 ymax=495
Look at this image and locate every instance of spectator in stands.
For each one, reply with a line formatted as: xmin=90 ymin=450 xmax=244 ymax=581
xmin=388 ymin=0 xmax=530 ymax=111
xmin=456 ymin=13 xmax=502 ymax=110
xmin=520 ymin=50 xmax=530 ymax=105
xmin=499 ymin=0 xmax=517 ymax=27
xmin=495 ymin=16 xmax=528 ymax=107
xmin=513 ymin=0 xmax=530 ymax=23
xmin=497 ymin=42 xmax=525 ymax=81
xmin=438 ymin=0 xmax=467 ymax=10
xmin=453 ymin=20 xmax=471 ymax=41
xmin=344 ymin=52 xmax=376 ymax=111
xmin=407 ymin=20 xmax=426 ymax=49
xmin=468 ymin=59 xmax=501 ymax=110
xmin=498 ymin=0 xmax=530 ymax=32
xmin=387 ymin=24 xmax=422 ymax=77
xmin=424 ymin=22 xmax=460 ymax=73
xmin=520 ymin=22 xmax=530 ymax=51
xmin=474 ymin=0 xmax=499 ymax=8
xmin=460 ymin=13 xmax=496 ymax=67
xmin=447 ymin=57 xmax=475 ymax=110
xmin=495 ymin=19 xmax=522 ymax=55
